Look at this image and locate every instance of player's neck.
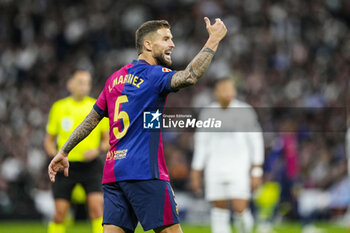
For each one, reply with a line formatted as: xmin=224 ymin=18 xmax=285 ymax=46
xmin=138 ymin=53 xmax=157 ymax=65
xmin=219 ymin=100 xmax=231 ymax=109
xmin=71 ymin=95 xmax=85 ymax=102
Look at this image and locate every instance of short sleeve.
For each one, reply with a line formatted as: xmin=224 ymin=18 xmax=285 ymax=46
xmin=93 ymin=88 xmax=108 ymax=117
xmin=148 ymin=65 xmax=177 ymax=94
xmin=191 ymin=131 xmax=210 ymax=170
xmin=191 ymin=109 xmax=210 ymax=170
xmin=247 ymin=106 xmax=262 ymax=132
xmin=46 ymin=102 xmax=59 ymax=135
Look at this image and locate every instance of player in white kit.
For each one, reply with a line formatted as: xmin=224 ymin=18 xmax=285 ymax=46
xmin=191 ymin=78 xmax=264 ymax=233
xmin=342 ymin=127 xmax=350 ymax=225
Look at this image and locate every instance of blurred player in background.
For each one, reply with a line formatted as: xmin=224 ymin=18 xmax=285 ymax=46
xmin=191 ymin=78 xmax=264 ymax=233
xmin=48 ymin=18 xmax=227 ymax=233
xmin=348 ymin=129 xmax=350 ymax=180
xmin=44 ymin=70 xmax=109 ymax=233
xmin=341 ymin=125 xmax=350 ymax=225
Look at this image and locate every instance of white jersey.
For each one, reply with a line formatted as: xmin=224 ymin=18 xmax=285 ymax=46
xmin=192 ymin=99 xmax=264 ymax=183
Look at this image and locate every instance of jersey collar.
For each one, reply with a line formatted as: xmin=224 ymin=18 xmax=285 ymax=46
xmin=132 ymin=59 xmax=150 ymax=65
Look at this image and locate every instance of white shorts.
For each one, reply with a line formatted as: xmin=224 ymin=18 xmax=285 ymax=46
xmin=205 ymin=178 xmax=251 ymax=201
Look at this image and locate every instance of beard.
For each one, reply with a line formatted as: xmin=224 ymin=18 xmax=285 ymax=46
xmin=154 ymin=53 xmax=172 ymax=67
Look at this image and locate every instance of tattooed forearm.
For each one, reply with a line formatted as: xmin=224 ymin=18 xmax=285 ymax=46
xmin=171 ymin=47 xmax=216 ymax=90
xmin=61 ymin=108 xmax=103 ymax=154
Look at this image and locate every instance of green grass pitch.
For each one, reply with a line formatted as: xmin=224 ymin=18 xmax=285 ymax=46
xmin=0 ymin=221 xmax=348 ymax=233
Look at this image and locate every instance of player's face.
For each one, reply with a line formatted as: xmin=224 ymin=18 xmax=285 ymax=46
xmin=151 ymin=28 xmax=175 ymax=67
xmin=215 ymin=80 xmax=236 ymax=108
xmin=69 ymin=72 xmax=92 ymax=99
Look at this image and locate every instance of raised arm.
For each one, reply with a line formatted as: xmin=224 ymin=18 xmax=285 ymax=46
xmin=171 ymin=17 xmax=227 ymax=90
xmin=48 ymin=108 xmax=103 ymax=182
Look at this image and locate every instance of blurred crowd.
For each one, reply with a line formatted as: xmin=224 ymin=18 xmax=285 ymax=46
xmin=0 ymin=0 xmax=350 ymax=223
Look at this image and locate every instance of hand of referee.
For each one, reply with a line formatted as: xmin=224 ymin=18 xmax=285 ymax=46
xmin=48 ymin=150 xmax=69 ymax=182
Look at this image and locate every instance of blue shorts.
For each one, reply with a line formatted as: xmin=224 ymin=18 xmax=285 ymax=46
xmin=102 ymin=179 xmax=180 ymax=231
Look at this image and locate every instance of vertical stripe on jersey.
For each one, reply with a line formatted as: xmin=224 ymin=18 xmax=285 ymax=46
xmin=102 ymin=65 xmax=132 ymax=184
xmin=157 ymin=131 xmax=169 ymax=180
xmin=148 ymin=94 xmax=169 ymax=180
xmin=158 ymin=95 xmax=170 ymax=180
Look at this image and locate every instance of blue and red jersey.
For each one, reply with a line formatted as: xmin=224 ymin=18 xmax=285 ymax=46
xmin=93 ymin=59 xmax=177 ymax=184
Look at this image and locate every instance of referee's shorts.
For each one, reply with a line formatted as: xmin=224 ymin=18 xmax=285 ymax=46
xmin=52 ymin=158 xmax=103 ymax=200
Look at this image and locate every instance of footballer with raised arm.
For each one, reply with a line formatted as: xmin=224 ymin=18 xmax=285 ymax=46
xmin=48 ymin=17 xmax=226 ymax=233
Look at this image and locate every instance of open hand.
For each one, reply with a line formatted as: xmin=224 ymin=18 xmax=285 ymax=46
xmin=48 ymin=151 xmax=69 ymax=182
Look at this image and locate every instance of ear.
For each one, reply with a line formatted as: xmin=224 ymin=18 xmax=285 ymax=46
xmin=143 ymin=40 xmax=152 ymax=52
xmin=66 ymin=79 xmax=72 ymax=92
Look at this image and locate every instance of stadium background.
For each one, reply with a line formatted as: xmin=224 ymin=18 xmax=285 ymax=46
xmin=0 ymin=0 xmax=350 ymax=232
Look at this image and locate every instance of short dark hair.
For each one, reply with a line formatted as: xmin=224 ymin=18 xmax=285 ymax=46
xmin=135 ymin=20 xmax=171 ymax=55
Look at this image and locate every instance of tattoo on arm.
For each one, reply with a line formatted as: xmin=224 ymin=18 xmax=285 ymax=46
xmin=201 ymin=48 xmax=216 ymax=55
xmin=61 ymin=108 xmax=103 ymax=154
xmin=171 ymin=47 xmax=216 ymax=90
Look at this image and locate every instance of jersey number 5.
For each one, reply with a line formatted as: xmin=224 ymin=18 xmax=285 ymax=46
xmin=113 ymin=95 xmax=130 ymax=139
